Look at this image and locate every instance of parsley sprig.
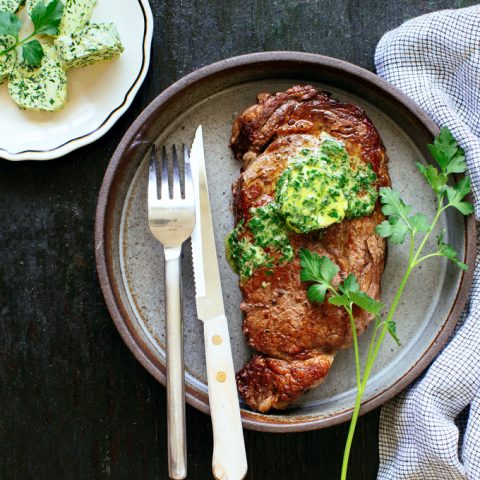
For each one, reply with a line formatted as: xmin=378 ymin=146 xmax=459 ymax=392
xmin=300 ymin=249 xmax=387 ymax=390
xmin=300 ymin=127 xmax=473 ymax=480
xmin=0 ymin=0 xmax=64 ymax=67
xmin=300 ymin=250 xmax=385 ymax=314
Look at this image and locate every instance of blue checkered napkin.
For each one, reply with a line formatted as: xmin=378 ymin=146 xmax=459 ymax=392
xmin=375 ymin=6 xmax=480 ymax=480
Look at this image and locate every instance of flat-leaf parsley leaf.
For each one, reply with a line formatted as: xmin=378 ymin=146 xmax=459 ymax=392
xmin=30 ymin=0 xmax=64 ymax=36
xmin=446 ymin=177 xmax=474 ymax=215
xmin=22 ymin=39 xmax=44 ymax=67
xmin=0 ymin=10 xmax=22 ymax=37
xmin=0 ymin=0 xmax=64 ymax=67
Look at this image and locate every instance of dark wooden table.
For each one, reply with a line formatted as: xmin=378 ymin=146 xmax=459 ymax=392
xmin=0 ymin=0 xmax=476 ymax=478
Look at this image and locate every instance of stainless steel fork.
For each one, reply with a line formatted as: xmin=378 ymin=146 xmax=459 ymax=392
xmin=148 ymin=144 xmax=195 ymax=480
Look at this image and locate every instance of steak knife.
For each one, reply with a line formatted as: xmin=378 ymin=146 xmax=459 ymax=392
xmin=190 ymin=125 xmax=248 ymax=480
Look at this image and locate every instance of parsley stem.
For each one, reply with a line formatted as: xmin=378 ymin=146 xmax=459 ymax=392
xmin=341 ymin=197 xmax=446 ymax=479
xmin=0 ymin=31 xmax=38 ymax=57
xmin=409 ymin=233 xmax=415 ymax=264
xmin=340 ymin=384 xmax=364 ymax=480
xmin=364 ymin=199 xmax=441 ymax=384
xmin=0 ymin=45 xmax=15 ymax=56
xmin=365 ymin=318 xmax=381 ymax=366
xmin=347 ymin=306 xmax=362 ymax=390
xmin=19 ymin=32 xmax=37 ymax=44
xmin=340 ymin=261 xmax=414 ymax=480
xmin=364 ymin=264 xmax=413 ymax=380
xmin=411 ymin=195 xmax=443 ymax=265
xmin=414 ymin=252 xmax=442 ymax=266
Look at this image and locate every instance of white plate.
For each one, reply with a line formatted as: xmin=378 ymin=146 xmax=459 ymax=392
xmin=0 ymin=0 xmax=153 ymax=161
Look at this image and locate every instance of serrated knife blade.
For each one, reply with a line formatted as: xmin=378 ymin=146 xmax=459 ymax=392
xmin=189 ymin=125 xmax=248 ymax=480
xmin=190 ymin=125 xmax=225 ymax=321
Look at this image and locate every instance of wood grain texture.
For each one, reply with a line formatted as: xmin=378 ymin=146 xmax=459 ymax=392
xmin=0 ymin=0 xmax=476 ymax=478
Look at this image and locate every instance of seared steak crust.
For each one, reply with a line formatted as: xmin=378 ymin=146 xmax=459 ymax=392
xmin=230 ymin=85 xmax=391 ymax=412
xmin=236 ymin=353 xmax=335 ymax=413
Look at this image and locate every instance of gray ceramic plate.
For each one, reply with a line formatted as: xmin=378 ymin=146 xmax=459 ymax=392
xmin=95 ymin=52 xmax=475 ymax=432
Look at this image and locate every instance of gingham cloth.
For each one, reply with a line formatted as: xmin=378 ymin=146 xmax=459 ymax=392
xmin=375 ymin=6 xmax=480 ymax=480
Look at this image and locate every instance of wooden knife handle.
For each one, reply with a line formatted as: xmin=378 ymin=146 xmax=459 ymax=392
xmin=203 ymin=315 xmax=248 ymax=480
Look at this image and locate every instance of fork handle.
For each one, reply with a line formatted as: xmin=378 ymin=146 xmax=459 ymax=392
xmin=164 ymin=247 xmax=187 ymax=480
xmin=204 ymin=315 xmax=247 ymax=480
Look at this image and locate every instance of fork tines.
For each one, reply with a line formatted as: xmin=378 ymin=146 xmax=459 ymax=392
xmin=149 ymin=144 xmax=194 ymax=202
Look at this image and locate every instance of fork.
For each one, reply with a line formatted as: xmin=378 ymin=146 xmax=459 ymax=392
xmin=148 ymin=144 xmax=195 ymax=480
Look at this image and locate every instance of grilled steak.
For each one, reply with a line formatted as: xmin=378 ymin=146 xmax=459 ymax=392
xmin=229 ymin=85 xmax=391 ymax=412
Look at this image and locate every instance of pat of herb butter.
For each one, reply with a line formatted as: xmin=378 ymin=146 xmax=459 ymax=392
xmin=0 ymin=0 xmax=23 ymax=12
xmin=275 ymin=139 xmax=378 ymax=233
xmin=0 ymin=35 xmax=16 ymax=84
xmin=27 ymin=0 xmax=96 ymax=36
xmin=9 ymin=44 xmax=67 ymax=111
xmin=59 ymin=0 xmax=96 ymax=35
xmin=55 ymin=22 xmax=123 ymax=69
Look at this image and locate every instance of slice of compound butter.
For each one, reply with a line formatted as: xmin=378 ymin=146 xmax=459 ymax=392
xmin=9 ymin=44 xmax=67 ymax=112
xmin=55 ymin=22 xmax=123 ymax=69
xmin=0 ymin=35 xmax=16 ymax=84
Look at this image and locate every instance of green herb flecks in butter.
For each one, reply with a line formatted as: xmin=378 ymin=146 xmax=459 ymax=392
xmin=55 ymin=22 xmax=124 ymax=68
xmin=276 ymin=139 xmax=378 ymax=233
xmin=55 ymin=23 xmax=123 ymax=68
xmin=276 ymin=152 xmax=348 ymax=232
xmin=0 ymin=0 xmax=23 ymax=12
xmin=226 ymin=221 xmax=271 ymax=280
xmin=344 ymin=162 xmax=378 ymax=217
xmin=226 ymin=203 xmax=294 ymax=280
xmin=248 ymin=203 xmax=294 ymax=263
xmin=0 ymin=35 xmax=16 ymax=84
xmin=8 ymin=43 xmax=67 ymax=111
xmin=59 ymin=0 xmax=96 ymax=35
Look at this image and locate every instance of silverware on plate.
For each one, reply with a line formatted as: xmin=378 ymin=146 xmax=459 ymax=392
xmin=190 ymin=125 xmax=248 ymax=480
xmin=147 ymin=144 xmax=195 ymax=480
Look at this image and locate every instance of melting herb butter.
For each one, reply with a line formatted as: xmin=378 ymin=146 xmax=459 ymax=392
xmin=276 ymin=140 xmax=378 ymax=233
xmin=226 ymin=221 xmax=271 ymax=280
xmin=226 ymin=204 xmax=293 ymax=280
xmin=226 ymin=138 xmax=378 ymax=279
xmin=248 ymin=203 xmax=294 ymax=262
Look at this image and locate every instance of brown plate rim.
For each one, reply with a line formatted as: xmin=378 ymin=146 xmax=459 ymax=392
xmin=94 ymin=51 xmax=477 ymax=433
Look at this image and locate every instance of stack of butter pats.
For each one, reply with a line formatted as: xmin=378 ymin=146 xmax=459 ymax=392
xmin=0 ymin=0 xmax=124 ymax=111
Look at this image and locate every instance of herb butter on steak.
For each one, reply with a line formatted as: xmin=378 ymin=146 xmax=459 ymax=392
xmin=228 ymin=85 xmax=391 ymax=412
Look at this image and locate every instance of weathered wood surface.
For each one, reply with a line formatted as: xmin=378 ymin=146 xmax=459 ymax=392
xmin=0 ymin=0 xmax=475 ymax=478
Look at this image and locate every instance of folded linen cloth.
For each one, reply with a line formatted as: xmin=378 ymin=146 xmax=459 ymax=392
xmin=375 ymin=6 xmax=480 ymax=480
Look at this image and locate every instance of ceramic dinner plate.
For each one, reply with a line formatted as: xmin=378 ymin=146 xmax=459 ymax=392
xmin=0 ymin=0 xmax=153 ymax=161
xmin=95 ymin=52 xmax=476 ymax=432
